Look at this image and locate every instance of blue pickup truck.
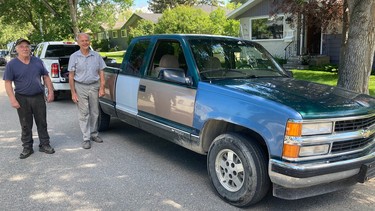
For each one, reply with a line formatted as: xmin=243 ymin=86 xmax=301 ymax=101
xmin=98 ymin=34 xmax=375 ymax=207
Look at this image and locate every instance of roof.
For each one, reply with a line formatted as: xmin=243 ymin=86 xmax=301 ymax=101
xmin=101 ymin=21 xmax=127 ymax=30
xmin=227 ymin=0 xmax=262 ymax=19
xmin=124 ymin=13 xmax=162 ymax=28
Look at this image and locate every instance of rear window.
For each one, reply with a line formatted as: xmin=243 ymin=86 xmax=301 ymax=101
xmin=45 ymin=45 xmax=80 ymax=57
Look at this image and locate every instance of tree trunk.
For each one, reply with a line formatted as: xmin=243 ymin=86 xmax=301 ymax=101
xmin=68 ymin=0 xmax=79 ymax=38
xmin=337 ymin=0 xmax=375 ymax=94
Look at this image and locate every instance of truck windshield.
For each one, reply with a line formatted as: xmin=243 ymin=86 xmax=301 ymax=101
xmin=45 ymin=45 xmax=80 ymax=57
xmin=188 ymin=37 xmax=286 ymax=80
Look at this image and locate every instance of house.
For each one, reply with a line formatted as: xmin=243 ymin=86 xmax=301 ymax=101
xmin=227 ymin=0 xmax=347 ymax=67
xmin=124 ymin=12 xmax=162 ymax=33
xmin=94 ymin=21 xmax=127 ymax=51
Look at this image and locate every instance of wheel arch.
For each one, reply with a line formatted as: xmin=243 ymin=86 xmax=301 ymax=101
xmin=200 ymin=119 xmax=269 ymax=158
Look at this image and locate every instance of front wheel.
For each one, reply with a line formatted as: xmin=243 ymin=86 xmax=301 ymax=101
xmin=207 ymin=133 xmax=270 ymax=207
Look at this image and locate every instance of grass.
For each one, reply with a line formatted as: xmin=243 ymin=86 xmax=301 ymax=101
xmin=99 ymin=51 xmax=125 ymax=64
xmin=292 ymin=69 xmax=375 ymax=96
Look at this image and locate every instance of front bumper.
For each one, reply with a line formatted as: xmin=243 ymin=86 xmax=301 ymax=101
xmin=269 ymin=150 xmax=375 ymax=199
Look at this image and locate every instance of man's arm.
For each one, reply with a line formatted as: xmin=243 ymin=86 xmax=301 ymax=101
xmin=4 ymin=80 xmax=20 ymax=109
xmin=99 ymin=69 xmax=105 ymax=97
xmin=43 ymin=75 xmax=54 ymax=103
xmin=69 ymin=71 xmax=78 ymax=103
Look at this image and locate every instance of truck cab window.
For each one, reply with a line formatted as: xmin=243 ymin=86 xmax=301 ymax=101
xmin=123 ymin=40 xmax=150 ymax=76
xmin=148 ymin=40 xmax=187 ymax=80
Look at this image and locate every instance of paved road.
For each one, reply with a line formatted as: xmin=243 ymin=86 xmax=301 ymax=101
xmin=0 ymin=66 xmax=374 ymax=211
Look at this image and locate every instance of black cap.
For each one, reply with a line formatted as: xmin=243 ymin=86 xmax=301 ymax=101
xmin=15 ymin=38 xmax=31 ymax=46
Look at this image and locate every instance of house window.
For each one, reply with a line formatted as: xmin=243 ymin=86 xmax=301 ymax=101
xmin=113 ymin=31 xmax=118 ymax=38
xmin=98 ymin=32 xmax=104 ymax=40
xmin=121 ymin=29 xmax=127 ymax=37
xmin=251 ymin=16 xmax=284 ymax=40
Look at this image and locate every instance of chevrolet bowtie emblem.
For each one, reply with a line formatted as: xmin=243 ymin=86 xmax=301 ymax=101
xmin=361 ymin=128 xmax=372 ymax=139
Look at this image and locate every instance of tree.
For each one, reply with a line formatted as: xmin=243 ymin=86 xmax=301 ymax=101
xmin=272 ymin=0 xmax=375 ymax=94
xmin=148 ymin=0 xmax=197 ymax=13
xmin=229 ymin=0 xmax=247 ymax=4
xmin=0 ymin=0 xmax=72 ymax=42
xmin=128 ymin=20 xmax=156 ymax=41
xmin=337 ymin=0 xmax=375 ymax=94
xmin=155 ymin=6 xmax=212 ymax=34
xmin=154 ymin=5 xmax=239 ymax=36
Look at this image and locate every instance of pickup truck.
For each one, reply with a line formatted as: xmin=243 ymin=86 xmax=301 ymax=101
xmin=33 ymin=41 xmax=116 ymax=99
xmin=33 ymin=41 xmax=80 ymax=99
xmin=98 ymin=34 xmax=375 ymax=207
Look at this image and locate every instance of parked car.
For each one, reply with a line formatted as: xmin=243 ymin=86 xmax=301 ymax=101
xmin=0 ymin=49 xmax=9 ymax=66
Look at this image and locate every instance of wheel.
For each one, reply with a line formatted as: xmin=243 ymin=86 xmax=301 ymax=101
xmin=98 ymin=105 xmax=110 ymax=131
xmin=53 ymin=91 xmax=59 ymax=100
xmin=207 ymin=133 xmax=270 ymax=207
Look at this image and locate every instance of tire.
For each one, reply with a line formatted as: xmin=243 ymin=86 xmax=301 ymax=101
xmin=207 ymin=133 xmax=270 ymax=207
xmin=98 ymin=105 xmax=110 ymax=131
xmin=53 ymin=91 xmax=59 ymax=101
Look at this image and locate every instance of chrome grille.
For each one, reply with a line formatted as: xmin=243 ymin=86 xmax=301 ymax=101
xmin=335 ymin=115 xmax=375 ymax=132
xmin=331 ymin=134 xmax=375 ymax=153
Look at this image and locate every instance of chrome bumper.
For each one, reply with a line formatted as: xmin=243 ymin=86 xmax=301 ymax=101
xmin=269 ymin=151 xmax=375 ymax=189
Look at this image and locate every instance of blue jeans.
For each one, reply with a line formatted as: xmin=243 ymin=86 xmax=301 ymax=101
xmin=15 ymin=93 xmax=50 ymax=149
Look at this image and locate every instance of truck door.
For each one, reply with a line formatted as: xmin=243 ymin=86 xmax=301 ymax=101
xmin=137 ymin=39 xmax=197 ymax=140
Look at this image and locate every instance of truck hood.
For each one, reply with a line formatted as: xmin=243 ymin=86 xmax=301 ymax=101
xmin=213 ymin=77 xmax=375 ymax=119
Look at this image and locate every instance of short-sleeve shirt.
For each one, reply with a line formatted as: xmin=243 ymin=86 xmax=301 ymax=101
xmin=68 ymin=49 xmax=106 ymax=84
xmin=3 ymin=56 xmax=48 ymax=95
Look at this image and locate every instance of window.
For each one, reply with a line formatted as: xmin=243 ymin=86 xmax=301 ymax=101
xmin=112 ymin=31 xmax=118 ymax=38
xmin=148 ymin=40 xmax=187 ymax=80
xmin=98 ymin=32 xmax=105 ymax=40
xmin=121 ymin=29 xmax=127 ymax=37
xmin=251 ymin=16 xmax=284 ymax=40
xmin=123 ymin=40 xmax=150 ymax=76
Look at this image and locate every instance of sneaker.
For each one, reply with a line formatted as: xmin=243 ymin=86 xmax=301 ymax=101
xmin=82 ymin=140 xmax=91 ymax=149
xmin=20 ymin=148 xmax=34 ymax=159
xmin=39 ymin=144 xmax=55 ymax=154
xmin=91 ymin=136 xmax=103 ymax=143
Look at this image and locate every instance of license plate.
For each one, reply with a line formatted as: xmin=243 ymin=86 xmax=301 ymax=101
xmin=358 ymin=160 xmax=375 ymax=183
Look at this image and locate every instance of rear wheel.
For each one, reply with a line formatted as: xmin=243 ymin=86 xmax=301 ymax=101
xmin=98 ymin=105 xmax=110 ymax=131
xmin=207 ymin=133 xmax=270 ymax=207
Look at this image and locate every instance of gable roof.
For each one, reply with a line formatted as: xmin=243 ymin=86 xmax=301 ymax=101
xmin=101 ymin=21 xmax=126 ymax=30
xmin=124 ymin=13 xmax=162 ymax=28
xmin=227 ymin=0 xmax=263 ymax=19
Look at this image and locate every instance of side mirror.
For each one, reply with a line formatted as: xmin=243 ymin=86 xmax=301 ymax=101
xmin=285 ymin=70 xmax=293 ymax=77
xmin=158 ymin=68 xmax=191 ymax=85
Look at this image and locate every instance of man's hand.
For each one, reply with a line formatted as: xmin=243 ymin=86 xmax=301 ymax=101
xmin=46 ymin=91 xmax=54 ymax=103
xmin=10 ymin=99 xmax=20 ymax=109
xmin=99 ymin=87 xmax=105 ymax=97
xmin=71 ymin=92 xmax=79 ymax=103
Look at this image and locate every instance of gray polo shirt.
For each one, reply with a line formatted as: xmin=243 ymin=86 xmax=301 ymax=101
xmin=68 ymin=50 xmax=106 ymax=84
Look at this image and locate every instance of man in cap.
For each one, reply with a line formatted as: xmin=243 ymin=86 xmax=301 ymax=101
xmin=3 ymin=38 xmax=55 ymax=159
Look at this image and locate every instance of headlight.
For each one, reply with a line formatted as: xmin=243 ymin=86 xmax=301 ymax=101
xmin=299 ymin=144 xmax=330 ymax=156
xmin=283 ymin=144 xmax=330 ymax=158
xmin=302 ymin=122 xmax=333 ymax=135
xmin=283 ymin=120 xmax=333 ymax=159
xmin=286 ymin=121 xmax=333 ymax=137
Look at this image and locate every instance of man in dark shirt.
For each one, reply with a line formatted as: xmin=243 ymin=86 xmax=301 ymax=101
xmin=3 ymin=38 xmax=55 ymax=159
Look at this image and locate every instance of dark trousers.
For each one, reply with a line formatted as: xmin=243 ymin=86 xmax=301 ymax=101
xmin=15 ymin=93 xmax=50 ymax=149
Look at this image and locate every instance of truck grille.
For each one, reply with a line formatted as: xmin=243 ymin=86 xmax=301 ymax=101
xmin=335 ymin=115 xmax=375 ymax=132
xmin=331 ymin=134 xmax=375 ymax=153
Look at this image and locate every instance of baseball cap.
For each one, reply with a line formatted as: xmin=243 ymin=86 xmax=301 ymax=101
xmin=15 ymin=38 xmax=31 ymax=46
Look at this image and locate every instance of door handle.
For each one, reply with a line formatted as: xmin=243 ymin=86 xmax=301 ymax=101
xmin=139 ymin=85 xmax=146 ymax=92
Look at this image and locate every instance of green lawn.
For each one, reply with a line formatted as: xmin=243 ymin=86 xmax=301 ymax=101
xmin=292 ymin=69 xmax=375 ymax=96
xmin=99 ymin=51 xmax=125 ymax=64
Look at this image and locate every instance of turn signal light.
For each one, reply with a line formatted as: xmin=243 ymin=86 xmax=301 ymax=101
xmin=282 ymin=144 xmax=300 ymax=158
xmin=286 ymin=122 xmax=302 ymax=137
